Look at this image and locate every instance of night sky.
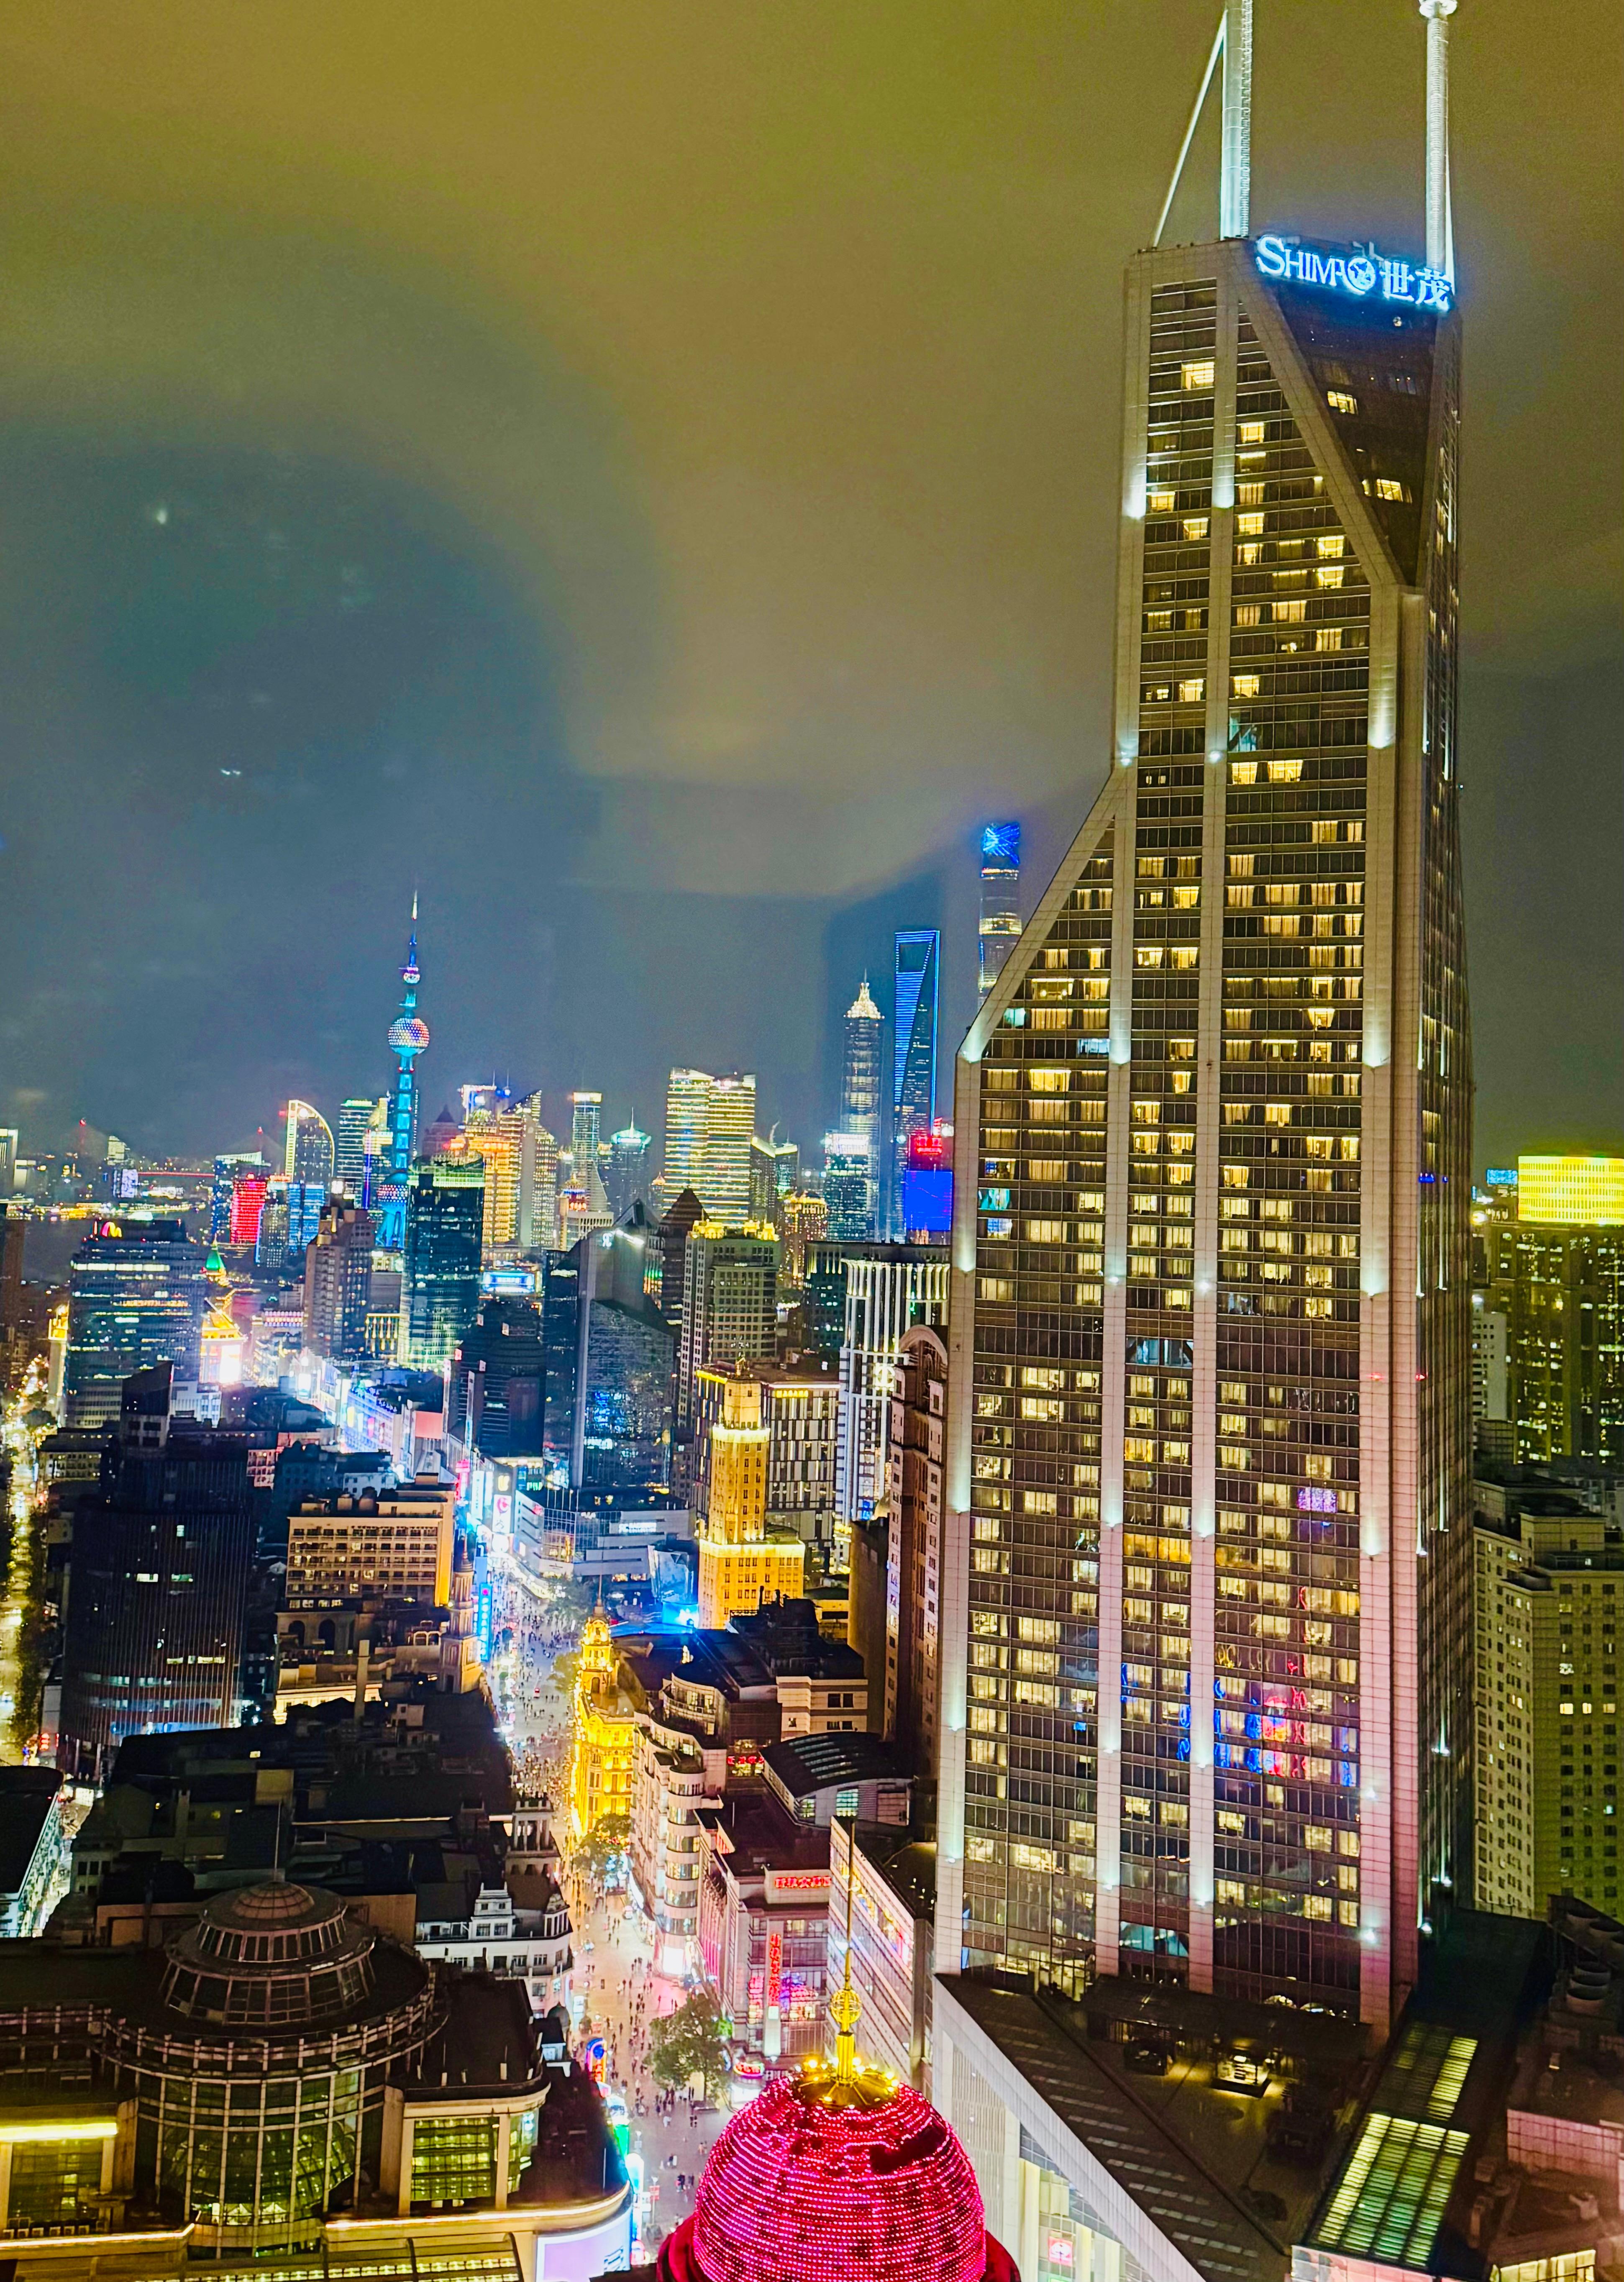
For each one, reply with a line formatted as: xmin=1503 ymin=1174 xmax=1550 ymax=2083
xmin=0 ymin=2 xmax=1616 ymax=1171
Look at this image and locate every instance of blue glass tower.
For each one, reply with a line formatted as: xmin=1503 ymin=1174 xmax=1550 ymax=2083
xmin=891 ymin=928 xmax=939 ymax=1237
xmin=376 ymin=900 xmax=430 ymax=1249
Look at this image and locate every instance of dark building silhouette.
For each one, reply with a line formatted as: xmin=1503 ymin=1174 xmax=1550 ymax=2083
xmin=400 ymin=1159 xmax=484 ymax=1369
xmin=59 ymin=1366 xmax=254 ymax=1781
xmin=539 ymin=1209 xmax=675 ymax=1500
xmin=447 ymin=1295 xmax=545 ymax=1457
xmin=650 ymin=1187 xmax=704 ymax=1330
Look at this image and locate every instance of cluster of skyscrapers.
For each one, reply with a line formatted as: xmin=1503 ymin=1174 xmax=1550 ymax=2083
xmin=7 ymin=16 xmax=1624 ymax=2282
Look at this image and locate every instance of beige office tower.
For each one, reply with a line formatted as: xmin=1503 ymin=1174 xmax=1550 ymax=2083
xmin=937 ymin=231 xmax=1469 ymax=2031
xmin=663 ymin=1068 xmax=757 ymax=1224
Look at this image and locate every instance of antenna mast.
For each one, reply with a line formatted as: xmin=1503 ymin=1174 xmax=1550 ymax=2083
xmin=1153 ymin=4 xmax=1252 ymax=250
xmin=1420 ymin=0 xmax=1458 ymax=282
xmin=1219 ymin=0 xmax=1253 ymax=239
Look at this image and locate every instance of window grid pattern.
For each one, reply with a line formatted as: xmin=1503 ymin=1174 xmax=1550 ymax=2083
xmin=965 ymin=838 xmax=1116 ymax=1989
xmin=1205 ymin=308 xmax=1365 ymax=2003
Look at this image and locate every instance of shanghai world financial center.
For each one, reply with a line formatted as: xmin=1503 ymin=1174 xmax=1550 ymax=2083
xmin=937 ymin=231 xmax=1469 ymax=2034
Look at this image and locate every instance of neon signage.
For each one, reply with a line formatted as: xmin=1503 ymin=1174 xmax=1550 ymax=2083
xmin=1255 ymin=234 xmax=1452 ymax=313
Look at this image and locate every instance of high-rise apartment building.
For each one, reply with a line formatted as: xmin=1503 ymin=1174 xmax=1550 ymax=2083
xmin=676 ymin=1225 xmax=779 ymax=1434
xmin=283 ymin=1100 xmax=335 ymax=1190
xmin=400 ymin=1159 xmax=485 ymax=1370
xmin=662 ymin=1070 xmax=757 ymax=1223
xmin=978 ymin=823 xmax=1022 ymax=1002
xmin=64 ymin=1220 xmax=208 ymax=1427
xmin=694 ymin=1371 xmax=805 ymax=1628
xmin=835 ymin=1245 xmax=950 ymax=1531
xmin=891 ymin=931 xmax=940 ymax=1237
xmin=301 ymin=1200 xmax=375 ymax=1359
xmin=1473 ymin=1493 xmax=1624 ymax=1922
xmin=940 ymin=222 xmax=1468 ymax=2030
xmin=886 ymin=1325 xmax=948 ymax=1777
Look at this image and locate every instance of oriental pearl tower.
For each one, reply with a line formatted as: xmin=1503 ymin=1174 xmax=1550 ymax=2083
xmin=375 ymin=897 xmax=429 ymax=1249
xmin=630 ymin=1923 xmax=1018 ymax=2282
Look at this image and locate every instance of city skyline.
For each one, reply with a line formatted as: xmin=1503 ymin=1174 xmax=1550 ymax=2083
xmin=0 ymin=6 xmax=1614 ymax=1173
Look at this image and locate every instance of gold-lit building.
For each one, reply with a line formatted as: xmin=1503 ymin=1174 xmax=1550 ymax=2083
xmin=1471 ymin=1155 xmax=1624 ymax=1466
xmin=939 ymin=213 xmax=1471 ymax=2031
xmin=1517 ymin=1156 xmax=1624 ymax=1230
xmin=695 ymin=1372 xmax=804 ymax=1628
xmin=567 ymin=1611 xmax=638 ymax=1842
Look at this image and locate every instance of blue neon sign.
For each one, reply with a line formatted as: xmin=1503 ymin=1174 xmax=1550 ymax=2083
xmin=1255 ymin=234 xmax=1452 ymax=314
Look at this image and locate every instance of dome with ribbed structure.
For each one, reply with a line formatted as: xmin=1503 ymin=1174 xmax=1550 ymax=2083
xmin=653 ymin=2069 xmax=1017 ymax=2282
xmin=160 ymin=1881 xmax=379 ymax=2026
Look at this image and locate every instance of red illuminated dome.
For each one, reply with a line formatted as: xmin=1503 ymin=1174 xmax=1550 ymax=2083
xmin=652 ymin=2071 xmax=1017 ymax=2282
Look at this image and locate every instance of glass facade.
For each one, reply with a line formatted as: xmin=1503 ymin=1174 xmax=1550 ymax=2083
xmin=63 ymin=1220 xmax=207 ymax=1427
xmin=939 ymin=236 xmax=1469 ymax=2033
xmin=401 ymin=1160 xmax=485 ymax=1370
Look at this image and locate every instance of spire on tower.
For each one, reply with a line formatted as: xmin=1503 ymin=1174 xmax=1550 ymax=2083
xmin=1219 ymin=0 xmax=1253 ymax=239
xmin=1154 ymin=6 xmax=1250 ymax=248
xmin=1421 ymin=0 xmax=1458 ymax=283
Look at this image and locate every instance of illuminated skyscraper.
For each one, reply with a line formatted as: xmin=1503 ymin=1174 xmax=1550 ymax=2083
xmin=377 ymin=901 xmax=430 ymax=1249
xmin=283 ymin=1101 xmax=334 ymax=1190
xmin=228 ymin=1172 xmax=269 ymax=1249
xmin=64 ymin=1222 xmax=209 ymax=1427
xmin=570 ymin=1092 xmax=603 ymax=1182
xmin=977 ymin=822 xmax=1022 ymax=1002
xmin=400 ymin=1158 xmax=484 ymax=1369
xmin=842 ymin=975 xmax=884 ymax=1148
xmin=891 ymin=931 xmax=939 ymax=1236
xmin=302 ymin=1200 xmax=375 ymax=1360
xmin=694 ymin=1369 xmax=804 ymax=1628
xmin=334 ymin=1097 xmax=382 ymax=1197
xmin=606 ymin=1118 xmax=653 ymax=1220
xmin=663 ymin=1069 xmax=757 ymax=1223
xmin=210 ymin=1152 xmax=264 ymax=1242
xmin=938 ymin=124 xmax=1468 ymax=2027
xmin=1473 ymin=1160 xmax=1624 ymax=1465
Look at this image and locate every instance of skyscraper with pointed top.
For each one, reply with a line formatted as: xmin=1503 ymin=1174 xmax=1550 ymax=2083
xmin=935 ymin=0 xmax=1468 ymax=2038
xmin=376 ymin=900 xmax=430 ymax=1250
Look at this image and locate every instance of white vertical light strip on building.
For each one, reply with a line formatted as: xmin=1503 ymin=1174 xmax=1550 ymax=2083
xmin=1421 ymin=0 xmax=1458 ymax=283
xmin=1186 ymin=267 xmax=1240 ymax=1990
xmin=1218 ymin=0 xmax=1252 ymax=240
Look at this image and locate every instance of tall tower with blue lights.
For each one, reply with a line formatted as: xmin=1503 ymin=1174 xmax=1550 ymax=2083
xmin=376 ymin=899 xmax=430 ymax=1249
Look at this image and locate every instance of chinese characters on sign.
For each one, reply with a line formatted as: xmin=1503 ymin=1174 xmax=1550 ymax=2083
xmin=1255 ymin=233 xmax=1453 ymax=313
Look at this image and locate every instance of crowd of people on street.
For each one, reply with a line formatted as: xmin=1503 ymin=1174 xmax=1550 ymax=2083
xmin=481 ymin=1570 xmax=728 ymax=2251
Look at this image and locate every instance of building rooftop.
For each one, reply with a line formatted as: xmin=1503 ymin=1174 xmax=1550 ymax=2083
xmin=761 ymin=1731 xmax=910 ymax=1800
xmin=1303 ymin=1911 xmax=1547 ymax=2279
xmin=943 ymin=1974 xmax=1301 ymax=2282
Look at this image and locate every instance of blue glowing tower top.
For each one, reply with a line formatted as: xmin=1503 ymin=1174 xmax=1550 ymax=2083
xmin=377 ymin=898 xmax=430 ymax=1247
